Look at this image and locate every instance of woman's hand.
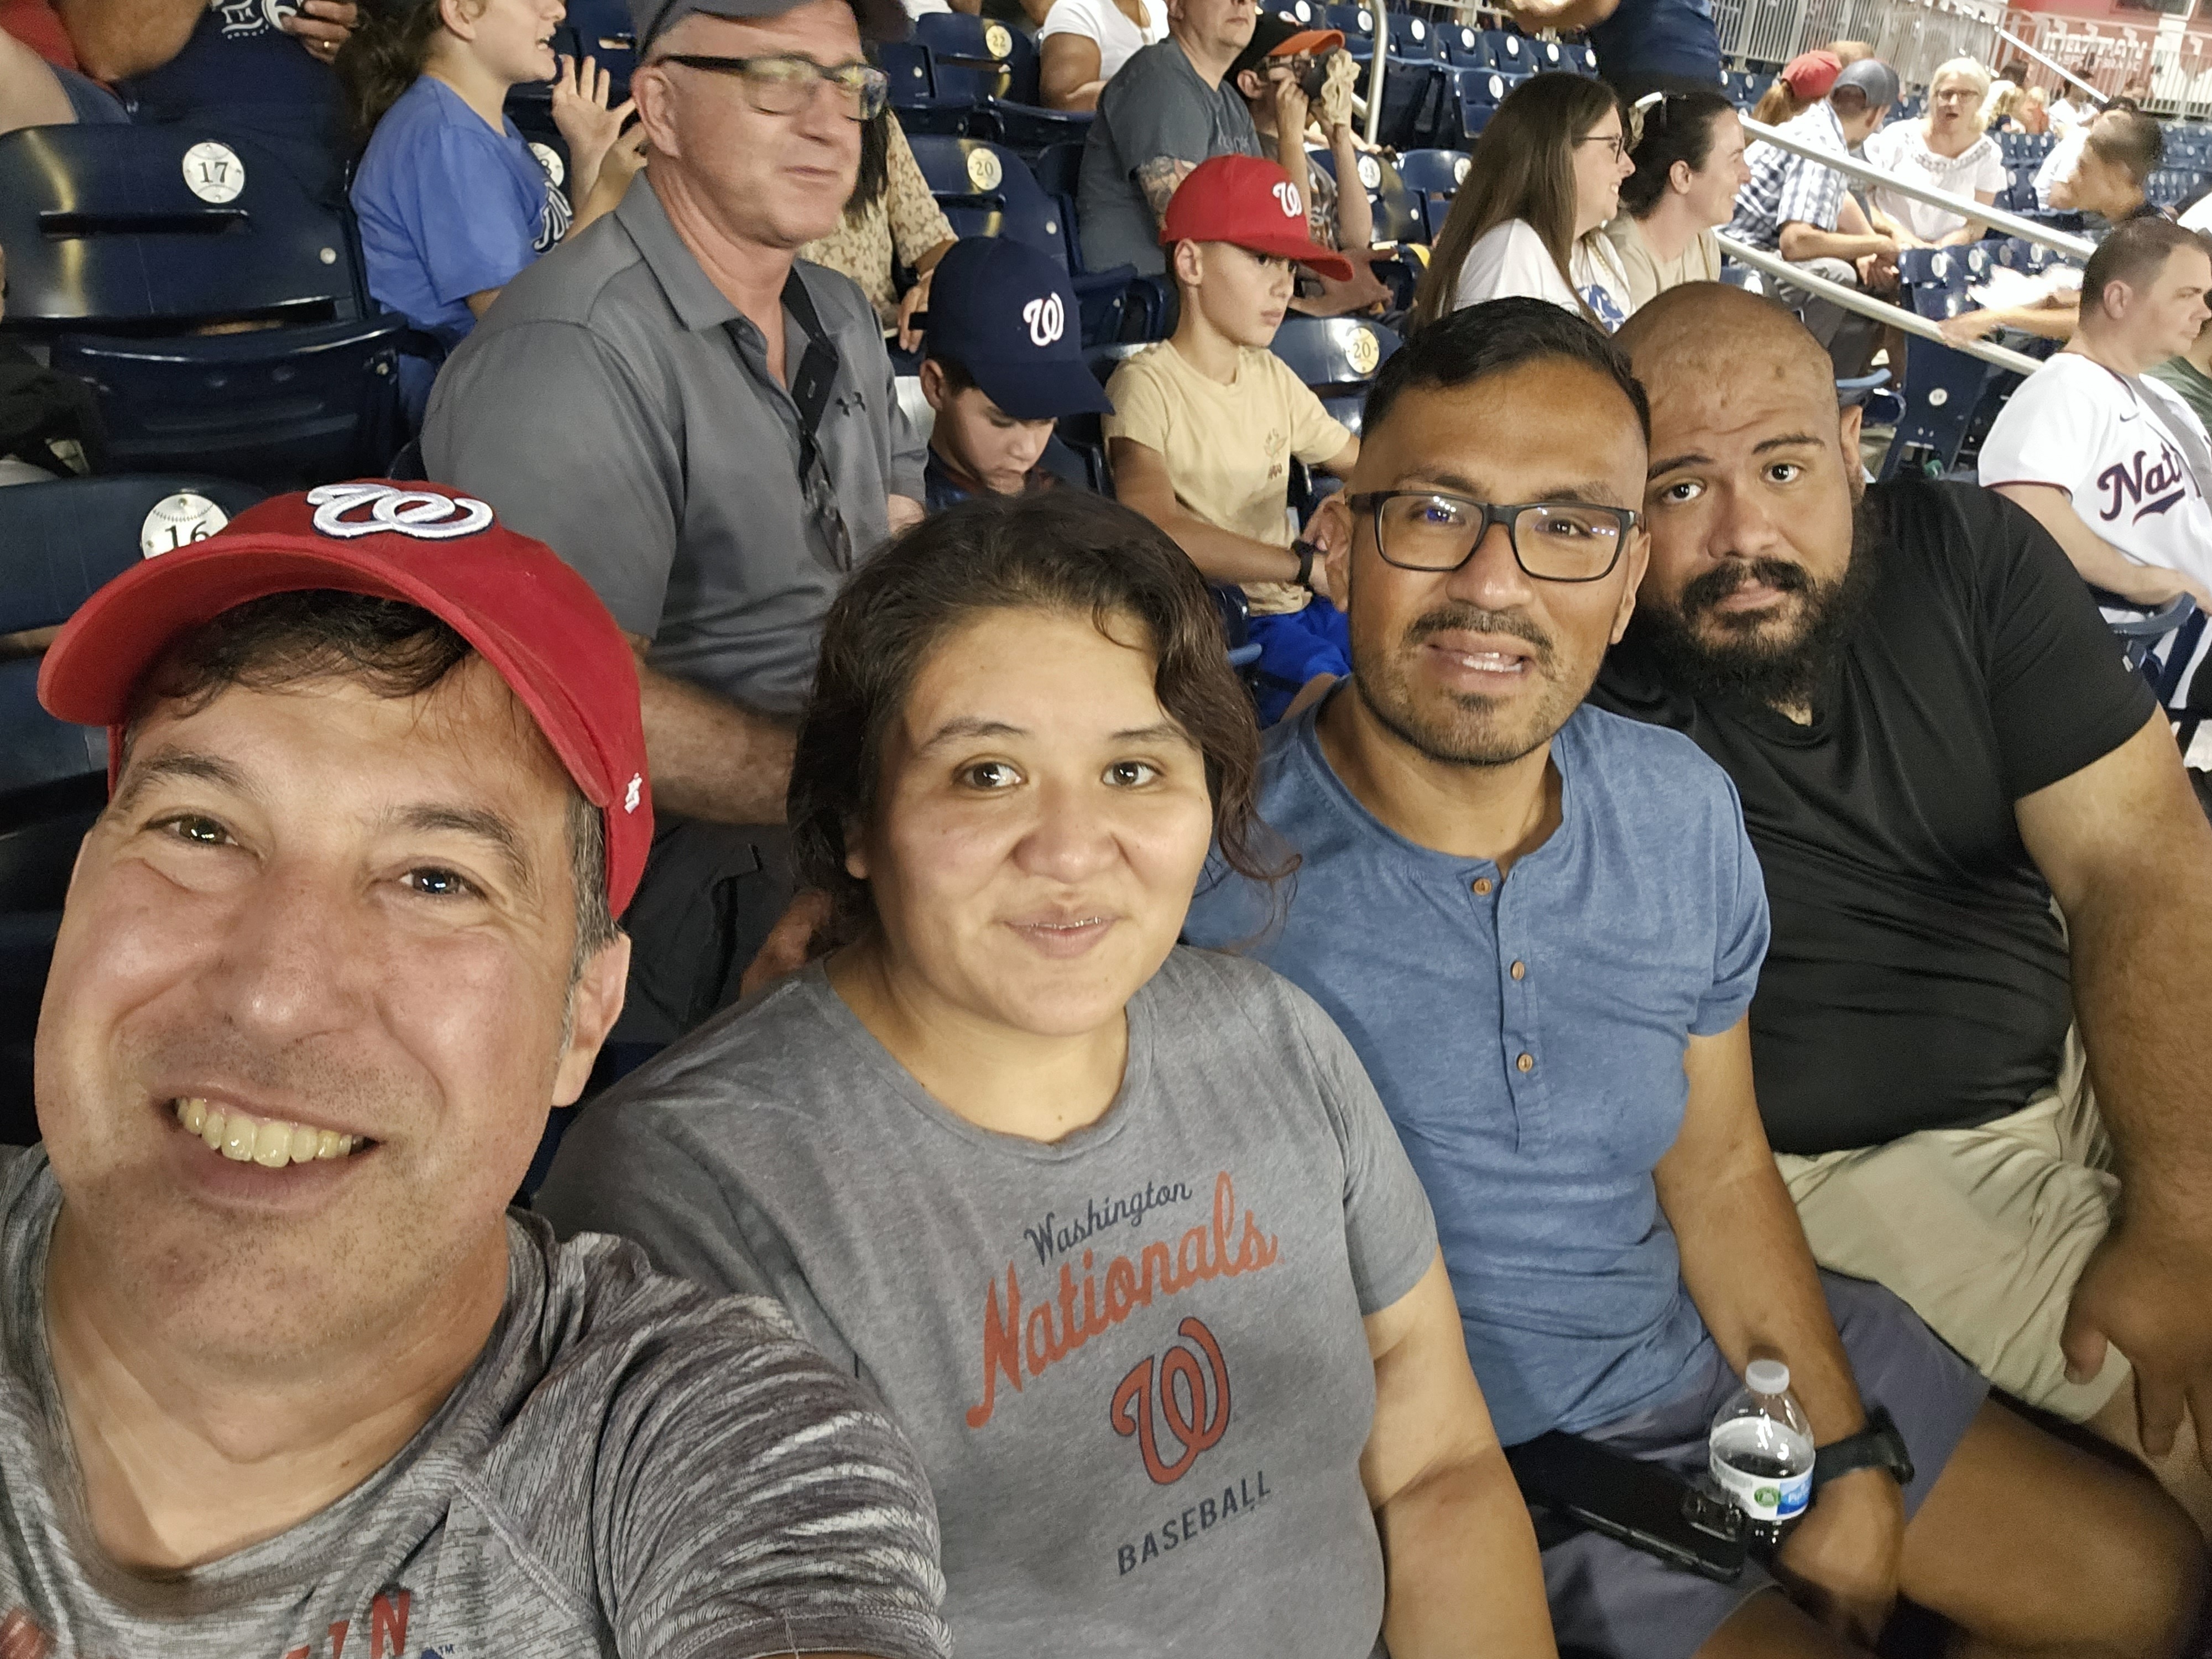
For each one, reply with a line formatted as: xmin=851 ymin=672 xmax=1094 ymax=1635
xmin=280 ymin=0 xmax=356 ymax=65
xmin=572 ymin=124 xmax=648 ymax=235
xmin=895 ymin=266 xmax=937 ymax=352
xmin=552 ymin=54 xmax=637 ymax=199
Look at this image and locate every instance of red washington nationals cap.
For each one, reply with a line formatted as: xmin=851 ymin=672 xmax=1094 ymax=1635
xmin=1160 ymin=154 xmax=1357 ymax=281
xmin=38 ymin=481 xmax=654 ymax=917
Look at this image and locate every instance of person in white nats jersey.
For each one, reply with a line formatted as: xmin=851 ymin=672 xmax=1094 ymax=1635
xmin=1979 ymin=216 xmax=2212 ymax=714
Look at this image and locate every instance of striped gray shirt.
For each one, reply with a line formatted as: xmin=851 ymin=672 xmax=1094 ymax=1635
xmin=0 ymin=1149 xmax=949 ymax=1659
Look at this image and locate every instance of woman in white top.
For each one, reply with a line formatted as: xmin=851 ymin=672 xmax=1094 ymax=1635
xmin=1037 ymin=0 xmax=1168 ymax=109
xmin=1863 ymin=58 xmax=2004 ymax=248
xmin=1600 ymin=89 xmax=1751 ymax=312
xmin=1413 ymin=72 xmax=1636 ymax=332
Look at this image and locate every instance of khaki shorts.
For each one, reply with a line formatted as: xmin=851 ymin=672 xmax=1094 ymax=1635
xmin=1772 ymin=1032 xmax=2130 ymax=1422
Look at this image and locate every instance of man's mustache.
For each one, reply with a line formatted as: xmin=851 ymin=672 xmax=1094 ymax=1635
xmin=1402 ymin=604 xmax=1556 ymax=667
xmin=1678 ymin=557 xmax=1815 ymax=619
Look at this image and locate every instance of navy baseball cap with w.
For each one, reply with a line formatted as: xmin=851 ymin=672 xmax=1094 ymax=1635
xmin=922 ymin=237 xmax=1114 ymax=422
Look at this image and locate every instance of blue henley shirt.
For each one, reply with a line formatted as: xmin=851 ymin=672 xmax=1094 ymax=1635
xmin=1183 ymin=693 xmax=1770 ymax=1444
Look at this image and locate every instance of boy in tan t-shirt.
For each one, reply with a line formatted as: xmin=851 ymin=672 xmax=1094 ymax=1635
xmin=1105 ymin=153 xmax=1362 ymax=722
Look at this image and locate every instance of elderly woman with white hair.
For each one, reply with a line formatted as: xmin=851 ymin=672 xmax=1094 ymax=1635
xmin=1861 ymin=56 xmax=2006 ymax=247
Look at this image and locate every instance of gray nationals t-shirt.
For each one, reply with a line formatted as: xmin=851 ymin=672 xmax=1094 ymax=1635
xmin=0 ymin=1148 xmax=949 ymax=1659
xmin=537 ymin=948 xmax=1439 ymax=1659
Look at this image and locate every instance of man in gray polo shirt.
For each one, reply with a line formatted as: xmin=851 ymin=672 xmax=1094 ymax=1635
xmin=1076 ymin=0 xmax=1265 ymax=276
xmin=423 ymin=0 xmax=924 ymax=1046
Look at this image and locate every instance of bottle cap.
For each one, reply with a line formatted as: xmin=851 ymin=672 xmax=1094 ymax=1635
xmin=1745 ymin=1359 xmax=1791 ymax=1396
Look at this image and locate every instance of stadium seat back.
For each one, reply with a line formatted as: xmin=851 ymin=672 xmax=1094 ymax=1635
xmin=909 ymin=134 xmax=1068 ymax=265
xmin=1386 ymin=12 xmax=1443 ymax=62
xmin=0 ymin=125 xmax=370 ymax=331
xmin=1444 ymin=23 xmax=1493 ymax=67
xmin=913 ymin=13 xmax=1038 ymax=101
xmin=1271 ymin=315 xmax=1400 ymax=418
xmin=560 ymin=0 xmax=637 ymax=91
xmin=879 ymin=39 xmax=938 ymax=106
xmin=1322 ymin=3 xmax=1375 ymax=57
xmin=1395 ymin=146 xmax=1472 ymax=197
xmin=51 ymin=319 xmax=409 ymax=489
xmin=1878 ymin=337 xmax=2000 ymax=482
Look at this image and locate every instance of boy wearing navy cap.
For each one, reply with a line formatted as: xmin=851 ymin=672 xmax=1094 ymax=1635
xmin=1107 ymin=153 xmax=1361 ymax=723
xmin=919 ymin=237 xmax=1112 ymax=510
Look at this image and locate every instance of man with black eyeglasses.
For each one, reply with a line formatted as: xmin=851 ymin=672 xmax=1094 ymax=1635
xmin=1182 ymin=298 xmax=2203 ymax=1656
xmin=425 ymin=0 xmax=927 ymax=1050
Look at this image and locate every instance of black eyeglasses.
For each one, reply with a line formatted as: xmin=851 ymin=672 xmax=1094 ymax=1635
xmin=1348 ymin=490 xmax=1639 ymax=582
xmin=1572 ymin=128 xmax=1627 ymax=162
xmin=655 ymin=53 xmax=890 ymax=120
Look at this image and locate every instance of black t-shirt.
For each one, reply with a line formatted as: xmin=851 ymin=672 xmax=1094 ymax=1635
xmin=1592 ymin=479 xmax=2156 ymax=1154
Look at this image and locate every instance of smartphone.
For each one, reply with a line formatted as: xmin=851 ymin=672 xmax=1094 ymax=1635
xmin=1506 ymin=1432 xmax=1747 ymax=1583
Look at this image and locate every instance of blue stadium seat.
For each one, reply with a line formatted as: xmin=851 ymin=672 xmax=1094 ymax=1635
xmin=1270 ymin=315 xmax=1400 ymax=434
xmin=1485 ymin=30 xmax=1534 ymax=75
xmin=1322 ymin=2 xmax=1375 ymax=59
xmin=1397 ymin=145 xmax=1472 ymax=237
xmin=1309 ymin=147 xmax=1426 ymax=244
xmin=0 ymin=124 xmax=408 ymax=486
xmin=2094 ymin=588 xmax=2203 ymax=709
xmin=0 ymin=125 xmax=373 ymax=331
xmin=907 ymin=13 xmax=1085 ymax=149
xmin=50 ymin=322 xmax=408 ymax=486
xmin=1449 ymin=68 xmax=1509 ymax=144
xmin=879 ymin=38 xmax=939 ymax=109
xmin=1878 ymin=338 xmax=2005 ymax=481
xmin=0 ymin=472 xmax=267 ymax=1136
xmin=1443 ymin=23 xmax=1492 ymax=67
xmin=1384 ymin=11 xmax=1444 ymax=62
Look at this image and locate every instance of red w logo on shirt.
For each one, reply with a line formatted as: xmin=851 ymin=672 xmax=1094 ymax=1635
xmin=1110 ymin=1316 xmax=1231 ymax=1484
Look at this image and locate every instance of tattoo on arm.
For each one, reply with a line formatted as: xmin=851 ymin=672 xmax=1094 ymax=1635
xmin=1137 ymin=156 xmax=1199 ymax=225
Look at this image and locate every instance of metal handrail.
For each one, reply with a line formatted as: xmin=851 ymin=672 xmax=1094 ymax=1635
xmin=1714 ymin=233 xmax=2050 ymax=376
xmin=1740 ymin=115 xmax=2099 ymax=261
xmin=1992 ymin=27 xmax=2106 ymax=107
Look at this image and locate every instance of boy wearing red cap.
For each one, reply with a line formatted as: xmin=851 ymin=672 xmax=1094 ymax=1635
xmin=1108 ymin=153 xmax=1363 ymax=723
xmin=9 ymin=482 xmax=948 ymax=1658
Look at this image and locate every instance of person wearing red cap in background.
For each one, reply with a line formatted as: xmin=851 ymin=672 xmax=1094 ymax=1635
xmin=1108 ymin=153 xmax=1361 ymax=724
xmin=1227 ymin=13 xmax=1392 ymax=317
xmin=1747 ymin=49 xmax=1839 ymax=128
xmin=3 ymin=479 xmax=948 ymax=1657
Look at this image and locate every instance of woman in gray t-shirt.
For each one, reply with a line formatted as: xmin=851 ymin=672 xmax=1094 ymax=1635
xmin=539 ymin=490 xmax=1554 ymax=1659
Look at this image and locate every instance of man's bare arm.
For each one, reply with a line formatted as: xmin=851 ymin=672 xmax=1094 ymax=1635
xmin=633 ymin=652 xmax=798 ymax=826
xmin=1136 ymin=156 xmax=1199 ymax=229
xmin=2017 ymin=712 xmax=2212 ymax=1467
xmin=1778 ymin=221 xmax=1896 ymax=265
xmin=56 ymin=0 xmax=203 ymax=81
xmin=1660 ymin=1019 xmax=1903 ymax=1644
xmin=1495 ymin=0 xmax=1619 ymax=30
xmin=1991 ymin=484 xmax=2212 ymax=609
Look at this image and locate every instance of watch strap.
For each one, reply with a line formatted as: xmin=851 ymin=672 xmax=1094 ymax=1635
xmin=1292 ymin=538 xmax=1318 ymax=589
xmin=1812 ymin=1404 xmax=1913 ymax=1490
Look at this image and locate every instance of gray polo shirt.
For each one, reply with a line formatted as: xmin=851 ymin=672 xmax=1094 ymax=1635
xmin=1077 ymin=39 xmax=1262 ymax=277
xmin=422 ymin=174 xmax=925 ymax=717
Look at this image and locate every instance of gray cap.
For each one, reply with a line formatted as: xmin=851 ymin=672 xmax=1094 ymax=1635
xmin=630 ymin=0 xmax=909 ymax=50
xmin=1832 ymin=57 xmax=1901 ymax=109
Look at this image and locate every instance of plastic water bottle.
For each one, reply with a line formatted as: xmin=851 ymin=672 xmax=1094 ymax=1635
xmin=1708 ymin=1358 xmax=1814 ymax=1543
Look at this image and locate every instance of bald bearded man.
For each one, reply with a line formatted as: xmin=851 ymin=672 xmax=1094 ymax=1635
xmin=1595 ymin=281 xmax=2212 ymax=1536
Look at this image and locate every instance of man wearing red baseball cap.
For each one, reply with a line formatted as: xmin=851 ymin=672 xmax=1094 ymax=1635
xmin=1107 ymin=153 xmax=1365 ymax=723
xmin=7 ymin=481 xmax=947 ymax=1658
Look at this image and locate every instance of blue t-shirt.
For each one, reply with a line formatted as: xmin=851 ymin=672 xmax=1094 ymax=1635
xmin=1182 ymin=695 xmax=1770 ymax=1446
xmin=115 ymin=1 xmax=343 ymax=189
xmin=353 ymin=76 xmax=568 ymax=349
xmin=1588 ymin=0 xmax=1721 ymax=85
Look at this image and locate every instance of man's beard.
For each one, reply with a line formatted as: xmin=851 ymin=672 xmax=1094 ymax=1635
xmin=1626 ymin=499 xmax=1882 ymax=711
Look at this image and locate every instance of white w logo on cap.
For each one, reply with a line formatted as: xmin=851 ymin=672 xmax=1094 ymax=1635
xmin=1022 ymin=292 xmax=1066 ymax=348
xmin=306 ymin=482 xmax=495 ymax=541
xmin=1272 ymin=180 xmax=1303 ymax=218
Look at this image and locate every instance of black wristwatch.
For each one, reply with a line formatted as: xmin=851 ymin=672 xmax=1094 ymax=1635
xmin=1292 ymin=538 xmax=1321 ymax=589
xmin=1813 ymin=1405 xmax=1913 ymax=1491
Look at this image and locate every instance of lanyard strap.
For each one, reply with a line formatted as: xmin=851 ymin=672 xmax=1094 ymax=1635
xmin=722 ymin=268 xmax=841 ymax=471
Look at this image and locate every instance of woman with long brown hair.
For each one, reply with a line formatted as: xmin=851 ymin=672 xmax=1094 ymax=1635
xmin=539 ymin=488 xmax=1558 ymax=1659
xmin=1412 ymin=72 xmax=1635 ymax=331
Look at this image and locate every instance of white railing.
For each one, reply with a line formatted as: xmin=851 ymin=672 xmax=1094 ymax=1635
xmin=1714 ymin=233 xmax=2048 ymax=374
